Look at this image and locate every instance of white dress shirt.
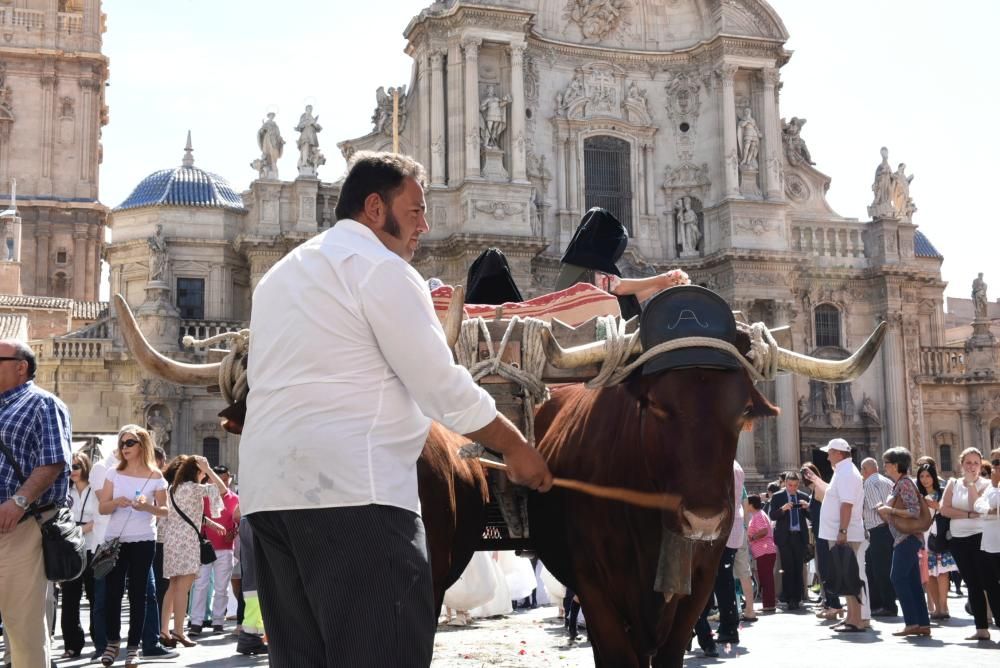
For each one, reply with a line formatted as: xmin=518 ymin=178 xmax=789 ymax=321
xmin=975 ymin=485 xmax=1000 ymax=553
xmin=240 ymin=219 xmax=497 ymax=516
xmin=819 ymin=458 xmax=865 ymax=542
xmin=69 ymin=483 xmax=100 ymax=552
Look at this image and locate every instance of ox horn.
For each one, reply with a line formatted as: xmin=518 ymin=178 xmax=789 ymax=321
xmin=113 ymin=294 xmax=220 ymax=386
xmin=540 ymin=327 xmax=641 ymax=369
xmin=444 ymin=285 xmax=465 ymax=350
xmin=775 ymin=321 xmax=887 ymax=382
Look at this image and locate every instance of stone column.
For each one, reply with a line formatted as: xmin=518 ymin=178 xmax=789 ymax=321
xmin=644 ymin=143 xmax=655 ymax=216
xmin=85 ymin=232 xmax=98 ymax=301
xmin=429 ymin=51 xmax=446 ymax=186
xmin=882 ymin=315 xmax=909 ymax=449
xmin=567 ymin=138 xmax=579 ymax=212
xmin=39 ymin=74 xmax=56 ymax=192
xmin=509 ymin=44 xmax=527 ymax=182
xmin=761 ymin=68 xmax=783 ymax=199
xmin=417 ymin=53 xmax=431 ymax=171
xmin=774 ymin=302 xmax=800 ymax=471
xmin=446 ymin=42 xmax=464 ymax=184
xmin=736 ymin=430 xmax=757 ymax=477
xmin=82 ymin=0 xmax=101 ymax=52
xmin=72 ymin=228 xmax=87 ymax=301
xmin=34 ymin=223 xmax=50 ymax=295
xmin=719 ymin=64 xmax=740 ymax=198
xmin=556 ymin=134 xmax=567 ymax=212
xmin=462 ymin=38 xmax=482 ymax=180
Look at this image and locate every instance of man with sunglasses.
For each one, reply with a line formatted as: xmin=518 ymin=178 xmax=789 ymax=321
xmin=0 ymin=339 xmax=73 ymax=667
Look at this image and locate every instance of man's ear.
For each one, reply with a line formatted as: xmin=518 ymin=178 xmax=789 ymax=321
xmin=362 ymin=192 xmax=384 ymax=225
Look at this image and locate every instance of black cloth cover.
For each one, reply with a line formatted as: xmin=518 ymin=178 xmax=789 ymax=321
xmin=465 ymin=248 xmax=523 ymax=305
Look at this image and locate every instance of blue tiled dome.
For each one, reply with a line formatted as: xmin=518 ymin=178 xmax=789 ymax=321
xmin=115 ymin=165 xmax=245 ymax=212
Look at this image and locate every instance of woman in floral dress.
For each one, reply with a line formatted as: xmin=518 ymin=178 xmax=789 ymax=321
xmin=159 ymin=455 xmax=226 ymax=647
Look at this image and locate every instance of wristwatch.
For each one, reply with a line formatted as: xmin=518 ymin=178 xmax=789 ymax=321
xmin=838 ymin=528 xmax=848 ymax=535
xmin=12 ymin=494 xmax=29 ymax=511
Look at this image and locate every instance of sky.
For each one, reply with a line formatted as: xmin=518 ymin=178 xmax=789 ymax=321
xmin=99 ymin=0 xmax=1000 ymax=301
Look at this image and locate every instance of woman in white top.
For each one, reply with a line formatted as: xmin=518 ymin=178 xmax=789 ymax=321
xmin=940 ymin=447 xmax=1000 ymax=640
xmin=96 ymin=425 xmax=168 ymax=667
xmin=60 ymin=452 xmax=99 ymax=658
xmin=974 ymin=448 xmax=1000 ymax=593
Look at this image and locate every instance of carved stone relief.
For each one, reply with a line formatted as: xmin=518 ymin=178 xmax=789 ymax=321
xmin=663 ymin=71 xmax=702 ymax=146
xmin=557 ymin=62 xmax=640 ymax=122
xmin=563 ymin=0 xmax=632 ymax=43
xmin=474 ymin=200 xmax=524 ymax=220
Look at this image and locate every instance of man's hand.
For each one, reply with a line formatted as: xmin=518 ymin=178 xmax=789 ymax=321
xmin=0 ymin=498 xmax=25 ymax=533
xmin=876 ymin=505 xmax=892 ymax=522
xmin=503 ymin=444 xmax=553 ymax=493
xmin=782 ymin=502 xmax=793 ymax=511
xmin=835 ymin=532 xmax=847 ymax=545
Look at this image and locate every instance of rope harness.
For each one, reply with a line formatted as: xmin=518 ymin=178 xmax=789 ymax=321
xmin=181 ymin=330 xmax=251 ymax=406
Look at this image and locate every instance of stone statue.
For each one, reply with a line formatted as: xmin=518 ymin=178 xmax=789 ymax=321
xmin=822 ymin=382 xmax=837 ymax=413
xmin=870 ymin=146 xmax=894 ymax=215
xmin=781 ymin=117 xmax=814 ymax=166
xmin=147 ymin=224 xmax=167 ymax=283
xmin=254 ymin=112 xmax=284 ymax=179
xmin=891 ymin=162 xmax=914 ymax=219
xmin=146 ymin=406 xmax=172 ymax=453
xmin=294 ymin=105 xmax=325 ymax=175
xmin=860 ymin=394 xmax=880 ymax=424
xmin=372 ymin=86 xmax=391 ymax=135
xmin=479 ymin=85 xmax=511 ymax=149
xmin=678 ymin=197 xmax=701 ymax=255
xmin=973 ymin=272 xmax=989 ymax=320
xmin=736 ymin=107 xmax=760 ymax=168
xmin=798 ymin=395 xmax=810 ymax=421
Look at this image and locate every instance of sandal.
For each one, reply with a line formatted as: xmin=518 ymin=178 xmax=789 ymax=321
xmin=835 ymin=623 xmax=866 ymax=633
xmin=101 ymin=642 xmax=120 ymax=666
xmin=170 ymin=629 xmax=198 ymax=647
xmin=125 ymin=646 xmax=140 ymax=668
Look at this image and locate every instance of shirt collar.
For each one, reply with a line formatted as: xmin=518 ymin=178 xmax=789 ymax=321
xmin=335 ymin=218 xmax=384 ymax=246
xmin=0 ymin=380 xmax=33 ymax=406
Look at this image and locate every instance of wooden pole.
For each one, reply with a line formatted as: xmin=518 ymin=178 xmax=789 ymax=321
xmin=392 ymin=88 xmax=400 ymax=154
xmin=476 ymin=458 xmax=681 ymax=511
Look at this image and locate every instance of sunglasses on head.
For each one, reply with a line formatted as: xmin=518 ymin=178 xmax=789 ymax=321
xmin=120 ymin=438 xmax=140 ymax=448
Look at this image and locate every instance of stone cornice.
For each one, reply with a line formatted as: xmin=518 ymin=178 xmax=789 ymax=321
xmin=415 ymin=233 xmax=548 ymax=260
xmin=524 ymin=34 xmax=784 ymax=68
xmin=405 ymin=4 xmax=532 ymax=44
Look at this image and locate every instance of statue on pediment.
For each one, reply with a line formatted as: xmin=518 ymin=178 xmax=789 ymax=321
xmin=869 ymin=146 xmax=894 ymax=218
xmin=891 ymin=163 xmax=915 ymax=220
xmin=781 ymin=117 xmax=814 ymax=166
xmin=295 ymin=105 xmax=325 ymax=176
xmin=254 ymin=112 xmax=284 ymax=180
xmin=479 ymin=84 xmax=511 ymax=149
xmin=973 ymin=273 xmax=989 ymax=320
xmin=147 ymin=224 xmax=167 ymax=283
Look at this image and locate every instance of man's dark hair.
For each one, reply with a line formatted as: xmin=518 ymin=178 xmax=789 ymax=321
xmin=9 ymin=340 xmax=36 ymax=380
xmin=784 ymin=471 xmax=800 ymax=483
xmin=766 ymin=482 xmax=780 ymax=495
xmin=882 ymin=446 xmax=912 ymax=476
xmin=334 ymin=151 xmax=427 ymax=222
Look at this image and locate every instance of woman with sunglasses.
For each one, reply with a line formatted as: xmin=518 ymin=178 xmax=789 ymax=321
xmin=96 ymin=426 xmax=168 ymax=667
xmin=60 ymin=452 xmax=98 ymax=658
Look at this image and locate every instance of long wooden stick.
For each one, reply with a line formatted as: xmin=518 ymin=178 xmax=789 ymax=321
xmin=477 ymin=458 xmax=681 ymax=511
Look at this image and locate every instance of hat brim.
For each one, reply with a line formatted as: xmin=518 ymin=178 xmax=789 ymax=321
xmin=641 ymin=347 xmax=743 ymax=376
xmin=820 ymin=445 xmax=850 ymax=453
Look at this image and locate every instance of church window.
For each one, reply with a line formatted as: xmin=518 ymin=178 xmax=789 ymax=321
xmin=939 ymin=444 xmax=952 ymax=473
xmin=176 ymin=277 xmax=204 ymax=319
xmin=584 ymin=136 xmax=632 ymax=234
xmin=202 ymin=437 xmax=220 ymax=467
xmin=814 ymin=304 xmax=841 ymax=347
xmin=56 ymin=249 xmax=67 ymax=265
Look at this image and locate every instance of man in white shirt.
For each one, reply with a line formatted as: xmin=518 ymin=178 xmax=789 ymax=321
xmin=818 ymin=438 xmax=869 ymax=633
xmin=240 ymin=152 xmax=553 ymax=667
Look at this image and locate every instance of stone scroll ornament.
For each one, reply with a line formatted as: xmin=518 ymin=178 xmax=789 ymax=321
xmin=564 ymin=0 xmax=631 ymax=42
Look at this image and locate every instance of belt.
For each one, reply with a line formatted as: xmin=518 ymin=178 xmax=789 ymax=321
xmin=17 ymin=502 xmax=55 ymax=524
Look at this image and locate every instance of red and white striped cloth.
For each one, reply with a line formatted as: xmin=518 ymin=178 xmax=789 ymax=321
xmin=431 ymin=282 xmax=621 ymax=328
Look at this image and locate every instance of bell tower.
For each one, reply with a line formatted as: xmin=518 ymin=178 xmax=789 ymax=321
xmin=0 ymin=0 xmax=108 ymax=300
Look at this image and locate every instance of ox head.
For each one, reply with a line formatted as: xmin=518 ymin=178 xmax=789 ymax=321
xmin=540 ymin=286 xmax=886 ymax=542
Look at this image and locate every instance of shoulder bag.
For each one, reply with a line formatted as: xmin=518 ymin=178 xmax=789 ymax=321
xmin=0 ymin=437 xmax=85 ymax=582
xmin=890 ymin=478 xmax=933 ymax=535
xmin=92 ymin=471 xmax=155 ymax=579
xmin=170 ymin=485 xmax=217 ymax=565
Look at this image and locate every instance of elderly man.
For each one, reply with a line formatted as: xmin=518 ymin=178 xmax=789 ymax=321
xmin=0 ymin=339 xmax=73 ymax=667
xmin=861 ymin=457 xmax=897 ymax=617
xmin=819 ymin=438 xmax=869 ymax=633
xmin=240 ymin=152 xmax=553 ymax=668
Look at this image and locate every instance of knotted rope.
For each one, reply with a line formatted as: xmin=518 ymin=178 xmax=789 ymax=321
xmin=455 ymin=315 xmax=550 ymax=446
xmin=181 ymin=330 xmax=251 ymax=406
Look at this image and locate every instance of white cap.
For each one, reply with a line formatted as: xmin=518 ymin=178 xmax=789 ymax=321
xmin=821 ymin=437 xmax=852 ymax=453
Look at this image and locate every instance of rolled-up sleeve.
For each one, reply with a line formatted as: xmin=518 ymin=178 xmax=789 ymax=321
xmin=36 ymin=395 xmax=72 ymax=468
xmin=361 ymin=260 xmax=497 ymax=435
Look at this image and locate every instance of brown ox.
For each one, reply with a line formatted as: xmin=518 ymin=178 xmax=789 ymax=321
xmin=112 ymin=293 xmax=884 ymax=665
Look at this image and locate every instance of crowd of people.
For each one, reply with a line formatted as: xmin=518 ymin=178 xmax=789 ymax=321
xmin=690 ymin=438 xmax=1000 ymax=657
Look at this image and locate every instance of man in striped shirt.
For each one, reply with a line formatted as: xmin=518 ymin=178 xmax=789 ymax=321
xmin=862 ymin=457 xmax=897 ymax=616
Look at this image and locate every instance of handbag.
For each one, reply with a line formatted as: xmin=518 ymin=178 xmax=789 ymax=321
xmin=92 ymin=471 xmax=155 ymax=579
xmin=927 ymin=491 xmax=951 ymax=553
xmin=170 ymin=486 xmax=217 ymax=565
xmin=889 ymin=479 xmax=933 ymax=535
xmin=0 ymin=437 xmax=85 ymax=582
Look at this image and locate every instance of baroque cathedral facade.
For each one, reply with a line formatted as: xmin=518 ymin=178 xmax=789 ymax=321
xmin=4 ymin=0 xmax=998 ymax=479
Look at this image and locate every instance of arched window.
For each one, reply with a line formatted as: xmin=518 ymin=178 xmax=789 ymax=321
xmin=939 ymin=444 xmax=952 ymax=473
xmin=584 ymin=136 xmax=632 ymax=234
xmin=814 ymin=304 xmax=841 ymax=348
xmin=202 ymin=437 xmax=220 ymax=467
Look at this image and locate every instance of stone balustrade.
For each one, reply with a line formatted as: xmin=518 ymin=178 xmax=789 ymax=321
xmin=920 ymin=346 xmax=967 ymax=377
xmin=9 ymin=8 xmax=44 ymax=29
xmin=791 ymin=222 xmax=867 ymax=259
xmin=33 ymin=338 xmax=110 ymax=361
xmin=58 ymin=12 xmax=83 ymax=33
xmin=180 ymin=320 xmax=245 ymax=350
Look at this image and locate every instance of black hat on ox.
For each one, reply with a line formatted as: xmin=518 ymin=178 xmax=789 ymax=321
xmin=639 ymin=285 xmax=741 ymax=376
xmin=465 ymin=247 xmax=523 ymax=305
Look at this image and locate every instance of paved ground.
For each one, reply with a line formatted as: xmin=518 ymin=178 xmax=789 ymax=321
xmin=4 ymin=591 xmax=999 ymax=666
